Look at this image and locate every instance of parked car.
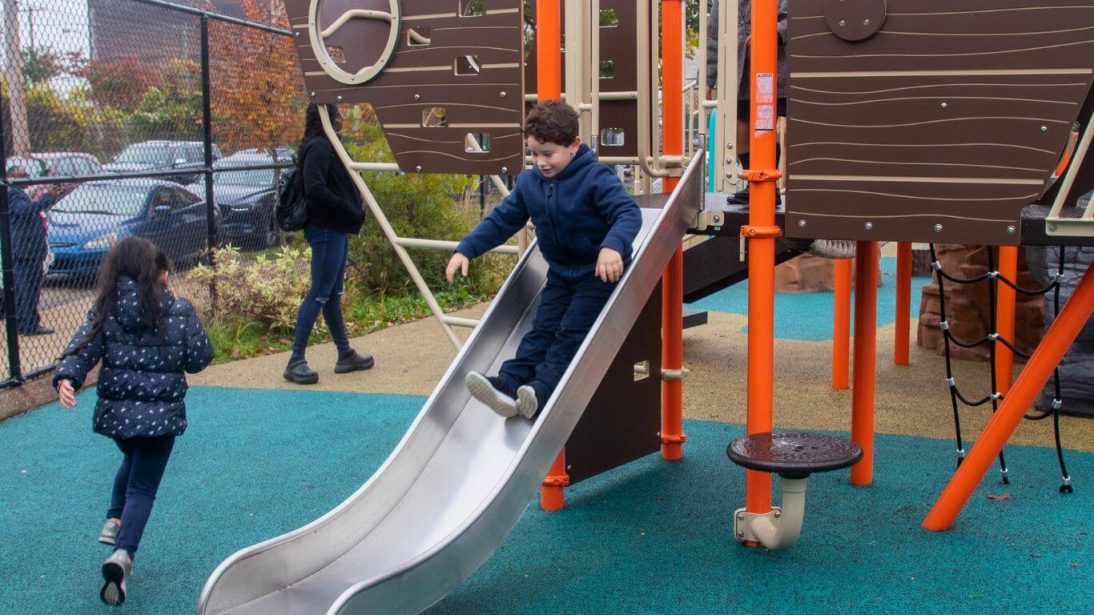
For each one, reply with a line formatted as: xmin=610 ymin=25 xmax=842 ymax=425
xmin=186 ymin=150 xmax=291 ymax=248
xmin=104 ymin=140 xmax=223 ymax=185
xmin=5 ymin=152 xmax=103 ymax=200
xmin=46 ymin=178 xmax=220 ymax=278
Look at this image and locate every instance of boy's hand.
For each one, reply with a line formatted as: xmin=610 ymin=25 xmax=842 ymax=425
xmin=446 ymin=252 xmax=470 ymax=284
xmin=57 ymin=379 xmax=77 ymax=410
xmin=595 ymin=247 xmax=624 ymax=283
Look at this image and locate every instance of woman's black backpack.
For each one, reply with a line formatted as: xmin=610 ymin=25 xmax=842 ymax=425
xmin=275 ymin=167 xmax=308 ymax=232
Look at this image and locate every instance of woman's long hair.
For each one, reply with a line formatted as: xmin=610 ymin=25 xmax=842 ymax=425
xmin=296 ymin=103 xmax=336 ymax=169
xmin=60 ymin=237 xmax=172 ymax=359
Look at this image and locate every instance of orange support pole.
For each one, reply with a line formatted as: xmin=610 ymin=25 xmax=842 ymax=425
xmin=660 ymin=0 xmax=685 ymax=460
xmin=537 ymin=0 xmax=567 ymax=512
xmin=894 ymin=242 xmax=912 ymax=366
xmin=832 ymin=259 xmax=852 ymax=389
xmin=744 ymin=0 xmax=779 ymax=514
xmin=924 ymin=265 xmax=1094 ymax=530
xmin=850 ymin=241 xmax=879 ymax=486
xmin=995 ymin=247 xmax=1019 ymax=394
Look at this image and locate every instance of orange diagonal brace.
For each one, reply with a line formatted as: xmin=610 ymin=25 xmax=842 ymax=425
xmin=924 ymin=264 xmax=1094 ymax=530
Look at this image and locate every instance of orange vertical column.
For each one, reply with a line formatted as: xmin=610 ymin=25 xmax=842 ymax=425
xmin=925 ymin=265 xmax=1094 ymax=530
xmin=850 ymin=241 xmax=879 ymax=486
xmin=894 ymin=242 xmax=912 ymax=365
xmin=660 ymin=0 xmax=686 ymax=460
xmin=995 ymin=247 xmax=1018 ymax=394
xmin=832 ymin=259 xmax=852 ymax=389
xmin=538 ymin=0 xmax=568 ymax=512
xmin=743 ymin=0 xmax=779 ymax=514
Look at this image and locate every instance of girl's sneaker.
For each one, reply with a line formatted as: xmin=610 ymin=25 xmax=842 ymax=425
xmin=100 ymin=549 xmax=131 ymax=605
xmin=98 ymin=518 xmax=121 ymax=545
xmin=466 ymin=372 xmax=517 ymax=418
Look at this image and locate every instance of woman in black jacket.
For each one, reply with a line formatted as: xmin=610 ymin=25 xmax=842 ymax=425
xmin=54 ymin=237 xmax=214 ymax=605
xmin=283 ymin=103 xmax=374 ymax=384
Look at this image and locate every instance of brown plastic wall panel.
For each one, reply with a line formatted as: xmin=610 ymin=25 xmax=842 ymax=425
xmin=785 ymin=0 xmax=1094 ymax=246
xmin=285 ymin=0 xmax=525 ymax=175
xmin=524 ymin=0 xmax=639 ymax=158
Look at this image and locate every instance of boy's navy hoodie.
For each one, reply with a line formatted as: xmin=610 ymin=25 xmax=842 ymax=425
xmin=54 ymin=276 xmax=214 ymax=439
xmin=455 ymin=144 xmax=641 ymax=279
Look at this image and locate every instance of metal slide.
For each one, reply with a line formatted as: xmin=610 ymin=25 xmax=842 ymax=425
xmin=196 ymin=153 xmax=703 ymax=615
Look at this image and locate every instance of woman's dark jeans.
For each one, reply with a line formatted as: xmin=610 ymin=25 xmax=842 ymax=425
xmin=291 ymin=225 xmax=353 ymax=360
xmin=108 ymin=435 xmax=176 ymax=558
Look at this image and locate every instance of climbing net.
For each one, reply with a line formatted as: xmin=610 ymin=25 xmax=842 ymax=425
xmin=929 ymin=244 xmax=1073 ymax=494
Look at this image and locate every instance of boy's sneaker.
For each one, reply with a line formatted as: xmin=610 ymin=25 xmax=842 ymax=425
xmin=283 ymin=359 xmax=319 ymax=385
xmin=98 ymin=518 xmax=120 ymax=545
xmin=515 ymin=385 xmax=540 ymax=419
xmin=334 ymin=350 xmax=375 ymax=374
xmin=466 ymin=372 xmax=517 ymax=418
xmin=100 ymin=549 xmax=131 ymax=606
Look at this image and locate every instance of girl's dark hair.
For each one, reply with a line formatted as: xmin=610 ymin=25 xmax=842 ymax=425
xmin=61 ymin=237 xmax=172 ymax=359
xmin=297 ymin=103 xmax=337 ymax=168
xmin=524 ymin=100 xmax=580 ymax=146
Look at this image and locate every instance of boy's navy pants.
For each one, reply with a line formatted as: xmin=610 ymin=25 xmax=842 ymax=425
xmin=496 ymin=270 xmax=616 ymax=402
xmin=108 ymin=435 xmax=176 ymax=558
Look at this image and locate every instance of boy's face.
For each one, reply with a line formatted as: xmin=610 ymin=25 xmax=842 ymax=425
xmin=526 ymin=135 xmax=580 ymax=178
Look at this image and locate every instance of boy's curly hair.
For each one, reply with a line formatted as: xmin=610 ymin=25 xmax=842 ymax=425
xmin=524 ymin=100 xmax=579 ymax=146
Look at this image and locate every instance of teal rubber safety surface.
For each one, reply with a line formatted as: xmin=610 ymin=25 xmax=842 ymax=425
xmin=1 ymin=387 xmax=1090 ymax=614
xmin=688 ymin=256 xmax=934 ymax=341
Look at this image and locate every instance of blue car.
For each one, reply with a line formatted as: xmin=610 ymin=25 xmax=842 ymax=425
xmin=47 ymin=179 xmax=219 ymax=279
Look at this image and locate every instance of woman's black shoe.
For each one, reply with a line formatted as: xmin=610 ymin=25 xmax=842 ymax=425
xmin=283 ymin=360 xmax=319 ymax=384
xmin=335 ymin=351 xmax=375 ymax=374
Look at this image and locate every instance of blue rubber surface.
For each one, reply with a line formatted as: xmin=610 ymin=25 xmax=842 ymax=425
xmin=1 ymin=387 xmax=1090 ymax=614
xmin=688 ymin=256 xmax=933 ymax=341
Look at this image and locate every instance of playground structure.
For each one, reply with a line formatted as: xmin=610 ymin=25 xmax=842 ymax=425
xmin=196 ymin=1 xmax=1093 ymax=613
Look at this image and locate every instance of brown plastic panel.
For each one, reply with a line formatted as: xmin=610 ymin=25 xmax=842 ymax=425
xmin=785 ymin=0 xmax=1094 ymax=246
xmin=285 ymin=0 xmax=525 ymax=175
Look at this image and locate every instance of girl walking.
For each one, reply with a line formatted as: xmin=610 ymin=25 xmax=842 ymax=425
xmin=54 ymin=237 xmax=214 ymax=605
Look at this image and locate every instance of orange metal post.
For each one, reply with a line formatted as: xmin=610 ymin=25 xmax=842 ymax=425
xmin=744 ymin=0 xmax=779 ymax=514
xmin=660 ymin=0 xmax=685 ymax=460
xmin=832 ymin=259 xmax=852 ymax=389
xmin=995 ymin=246 xmax=1018 ymax=394
xmin=924 ymin=265 xmax=1094 ymax=530
xmin=537 ymin=0 xmax=567 ymax=512
xmin=850 ymin=241 xmax=879 ymax=486
xmin=894 ymin=242 xmax=912 ymax=366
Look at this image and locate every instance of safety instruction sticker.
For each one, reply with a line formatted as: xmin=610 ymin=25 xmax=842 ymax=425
xmin=754 ymin=72 xmax=775 ymax=132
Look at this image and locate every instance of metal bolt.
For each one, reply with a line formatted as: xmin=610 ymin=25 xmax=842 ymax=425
xmin=1050 ymin=223 xmax=1058 ymax=232
xmin=309 ymin=91 xmax=316 ymax=97
xmin=726 ymin=142 xmax=734 ymax=150
xmin=773 ymin=510 xmax=781 ymax=518
xmin=863 ymin=19 xmax=871 ymax=26
xmin=500 ymin=91 xmax=507 ymax=98
xmin=865 ymin=221 xmax=874 ymax=230
xmin=414 ymin=93 xmax=421 ymax=101
xmin=336 ymin=95 xmax=343 ymax=102
xmin=501 ymin=166 xmax=509 ymax=174
xmin=736 ymin=530 xmax=744 ymax=538
xmin=798 ymin=219 xmax=807 ymax=228
xmin=940 ymin=102 xmax=948 ymax=109
xmin=934 ymin=223 xmax=944 ymax=233
xmin=415 ymin=165 xmax=422 ymax=172
xmin=1006 ymin=225 xmax=1016 ymax=234
xmin=725 ymin=158 xmax=734 ymax=165
xmin=839 ymin=19 xmax=846 ymax=27
xmin=294 ymin=32 xmax=300 ymax=37
xmin=1040 ymin=126 xmax=1048 ymax=133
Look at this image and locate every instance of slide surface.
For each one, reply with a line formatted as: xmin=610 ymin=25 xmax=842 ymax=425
xmin=196 ymin=154 xmax=703 ymax=614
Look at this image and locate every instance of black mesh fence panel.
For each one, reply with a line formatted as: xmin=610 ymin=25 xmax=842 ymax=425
xmin=1 ymin=0 xmax=302 ymax=384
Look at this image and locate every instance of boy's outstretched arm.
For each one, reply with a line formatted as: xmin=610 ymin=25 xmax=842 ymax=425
xmin=593 ymin=167 xmax=643 ymax=263
xmin=446 ymin=252 xmax=470 ymax=284
xmin=453 ymin=184 xmax=528 ymax=262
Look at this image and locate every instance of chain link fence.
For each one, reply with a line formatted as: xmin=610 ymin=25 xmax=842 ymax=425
xmin=1 ymin=0 xmax=304 ymax=386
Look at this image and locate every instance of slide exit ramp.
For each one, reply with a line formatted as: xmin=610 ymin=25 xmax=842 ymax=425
xmin=196 ymin=152 xmax=703 ymax=614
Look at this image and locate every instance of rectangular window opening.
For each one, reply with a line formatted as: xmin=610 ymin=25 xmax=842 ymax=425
xmin=326 ymin=46 xmax=347 ymax=64
xmin=454 ymin=55 xmax=481 ymax=76
xmin=460 ymin=0 xmax=485 ymax=17
xmin=465 ymin=132 xmax=492 ymax=153
xmin=599 ymin=60 xmax=615 ymax=80
xmin=407 ymin=27 xmax=431 ymax=47
xmin=422 ymin=107 xmax=447 ymax=128
xmin=600 ymin=8 xmax=620 ymax=27
xmin=600 ymin=128 xmax=625 ymax=147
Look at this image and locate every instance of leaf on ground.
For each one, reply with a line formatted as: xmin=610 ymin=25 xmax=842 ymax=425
xmin=986 ymin=493 xmax=1010 ymax=502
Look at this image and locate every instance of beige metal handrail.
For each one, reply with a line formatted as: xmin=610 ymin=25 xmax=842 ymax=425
xmin=1046 ymin=117 xmax=1094 ymax=237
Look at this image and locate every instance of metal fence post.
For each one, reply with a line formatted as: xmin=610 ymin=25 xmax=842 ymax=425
xmin=200 ymin=12 xmax=218 ymax=314
xmin=0 ymin=105 xmax=22 ymax=383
